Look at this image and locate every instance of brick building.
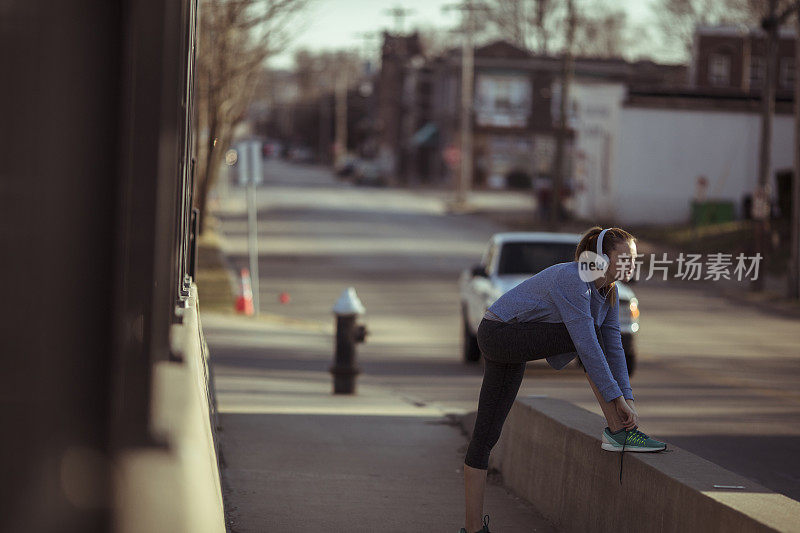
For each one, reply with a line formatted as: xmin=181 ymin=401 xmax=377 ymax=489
xmin=395 ymin=39 xmax=685 ymax=189
xmin=376 ymin=31 xmax=424 ymax=183
xmin=690 ymin=25 xmax=796 ymax=94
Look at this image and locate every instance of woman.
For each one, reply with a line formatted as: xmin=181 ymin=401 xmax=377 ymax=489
xmin=459 ymin=227 xmax=667 ymax=533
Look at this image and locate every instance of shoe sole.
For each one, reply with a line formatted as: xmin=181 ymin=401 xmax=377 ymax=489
xmin=601 ymin=442 xmax=666 ymax=452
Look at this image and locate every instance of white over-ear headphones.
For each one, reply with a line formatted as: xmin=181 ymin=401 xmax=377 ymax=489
xmin=596 ymin=228 xmax=610 ymax=271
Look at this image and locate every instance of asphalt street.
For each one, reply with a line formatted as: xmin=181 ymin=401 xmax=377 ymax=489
xmin=207 ymin=159 xmax=800 ymax=528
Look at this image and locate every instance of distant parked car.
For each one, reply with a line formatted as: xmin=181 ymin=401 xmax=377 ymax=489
xmin=335 ymin=154 xmax=359 ymax=177
xmin=288 ymin=146 xmax=315 ymax=164
xmin=353 ymin=160 xmax=387 ymax=186
xmin=458 ymin=232 xmax=640 ymax=375
xmin=262 ymin=140 xmax=282 ymax=159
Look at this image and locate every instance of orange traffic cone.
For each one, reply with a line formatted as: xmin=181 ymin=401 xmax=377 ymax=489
xmin=235 ymin=268 xmax=255 ymax=315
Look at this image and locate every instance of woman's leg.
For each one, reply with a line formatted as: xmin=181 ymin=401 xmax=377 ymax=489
xmin=479 ymin=320 xmax=580 ymax=364
xmin=462 ymin=318 xmax=578 ymax=530
xmin=463 ymin=464 xmax=487 ymax=533
xmin=462 ymin=318 xmax=600 ymax=530
xmin=463 ymin=357 xmax=526 ymax=531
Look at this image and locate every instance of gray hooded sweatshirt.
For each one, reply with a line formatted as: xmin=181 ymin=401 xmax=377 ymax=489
xmin=485 ymin=261 xmax=633 ymax=402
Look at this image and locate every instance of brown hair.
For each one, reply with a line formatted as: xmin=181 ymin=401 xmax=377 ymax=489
xmin=574 ymin=226 xmax=637 ymax=309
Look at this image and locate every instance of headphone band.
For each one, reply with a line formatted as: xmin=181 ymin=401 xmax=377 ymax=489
xmin=597 ymin=228 xmax=609 ymax=259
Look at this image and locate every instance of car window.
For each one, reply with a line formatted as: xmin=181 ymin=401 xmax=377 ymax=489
xmin=497 ymin=242 xmax=576 ymax=275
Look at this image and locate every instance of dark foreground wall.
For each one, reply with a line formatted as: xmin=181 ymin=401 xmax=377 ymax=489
xmin=0 ymin=1 xmax=219 ymax=531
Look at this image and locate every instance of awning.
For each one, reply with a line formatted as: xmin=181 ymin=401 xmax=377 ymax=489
xmin=410 ymin=122 xmax=438 ymax=147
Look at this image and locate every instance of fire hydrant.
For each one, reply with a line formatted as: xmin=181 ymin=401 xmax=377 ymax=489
xmin=330 ymin=287 xmax=368 ymax=394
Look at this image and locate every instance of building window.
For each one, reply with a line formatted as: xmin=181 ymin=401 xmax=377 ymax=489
xmin=474 ymin=73 xmax=531 ymax=128
xmin=750 ymin=55 xmax=765 ymax=89
xmin=780 ymin=57 xmax=795 ymax=90
xmin=708 ymin=53 xmax=731 ymax=87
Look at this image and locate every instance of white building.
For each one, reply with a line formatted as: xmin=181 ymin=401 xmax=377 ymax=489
xmin=568 ymin=80 xmax=794 ymax=225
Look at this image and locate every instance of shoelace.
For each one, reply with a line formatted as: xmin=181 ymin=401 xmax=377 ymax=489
xmin=619 ymin=429 xmax=626 ymax=485
xmin=619 ymin=426 xmax=650 ymax=485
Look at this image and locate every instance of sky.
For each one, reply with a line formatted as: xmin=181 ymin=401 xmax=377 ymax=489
xmin=269 ymin=0 xmax=669 ymax=69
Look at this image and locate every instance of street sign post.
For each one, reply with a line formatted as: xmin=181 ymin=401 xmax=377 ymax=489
xmin=237 ymin=140 xmax=263 ymax=186
xmin=237 ymin=140 xmax=263 ymax=315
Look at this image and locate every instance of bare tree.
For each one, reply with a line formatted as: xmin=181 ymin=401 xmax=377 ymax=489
xmin=195 ymin=0 xmax=308 ymax=234
xmin=274 ymin=48 xmax=364 ymax=162
xmin=485 ymin=0 xmax=560 ymax=54
xmin=656 ymin=0 xmax=746 ymax=59
xmin=291 ymin=48 xmax=363 ymax=101
xmin=485 ymin=0 xmax=629 ymax=58
xmin=741 ymin=0 xmax=796 ymax=21
xmin=416 ymin=25 xmax=462 ymax=57
xmin=653 ymin=0 xmax=793 ymax=59
xmin=573 ymin=9 xmax=629 ymax=58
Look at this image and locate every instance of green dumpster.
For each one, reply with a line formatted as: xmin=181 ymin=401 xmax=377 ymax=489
xmin=690 ymin=200 xmax=735 ymax=226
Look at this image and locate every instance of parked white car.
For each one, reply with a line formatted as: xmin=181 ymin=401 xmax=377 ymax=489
xmin=458 ymin=232 xmax=640 ymax=375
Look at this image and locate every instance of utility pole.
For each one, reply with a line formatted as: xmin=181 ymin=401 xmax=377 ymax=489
xmin=458 ymin=9 xmax=475 ymax=208
xmin=354 ymin=32 xmax=379 ymax=162
xmin=550 ymin=0 xmax=577 ymax=230
xmin=384 ymin=6 xmax=414 ymax=34
xmin=354 ymin=31 xmax=378 ymax=74
xmin=335 ymin=70 xmax=348 ymax=164
xmin=754 ymin=0 xmax=780 ymax=292
xmin=757 ymin=1 xmax=800 ymax=298
xmin=790 ymin=2 xmax=800 ymax=299
xmin=444 ymin=1 xmax=486 ymax=208
xmin=319 ymin=84 xmax=331 ymax=166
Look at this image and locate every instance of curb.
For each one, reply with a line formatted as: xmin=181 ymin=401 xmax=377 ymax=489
xmin=457 ymin=397 xmax=800 ymax=533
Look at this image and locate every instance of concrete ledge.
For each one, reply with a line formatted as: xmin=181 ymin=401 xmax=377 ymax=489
xmin=461 ymin=397 xmax=800 ymax=532
xmin=114 ymin=284 xmax=225 ymax=533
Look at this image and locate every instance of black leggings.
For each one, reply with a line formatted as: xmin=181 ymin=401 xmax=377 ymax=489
xmin=464 ymin=318 xmax=605 ymax=470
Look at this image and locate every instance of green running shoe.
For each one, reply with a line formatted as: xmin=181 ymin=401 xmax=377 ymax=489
xmin=601 ymin=426 xmax=667 ymax=452
xmin=459 ymin=514 xmax=491 ymax=533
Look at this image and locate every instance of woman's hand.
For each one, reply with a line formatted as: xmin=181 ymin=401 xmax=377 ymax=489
xmin=626 ymin=399 xmax=639 ymax=427
xmin=613 ymin=397 xmax=638 ymax=429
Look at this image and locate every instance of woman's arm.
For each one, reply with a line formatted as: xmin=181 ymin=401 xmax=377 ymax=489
xmin=550 ymin=268 xmax=624 ymax=403
xmin=600 ymin=285 xmax=634 ymax=400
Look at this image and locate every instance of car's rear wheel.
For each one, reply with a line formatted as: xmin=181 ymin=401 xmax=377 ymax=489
xmin=622 ymin=334 xmax=636 ymax=377
xmin=462 ymin=307 xmax=481 ymax=363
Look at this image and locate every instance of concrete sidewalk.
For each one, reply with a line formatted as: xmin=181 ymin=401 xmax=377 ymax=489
xmin=204 ymin=312 xmax=558 ymax=533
